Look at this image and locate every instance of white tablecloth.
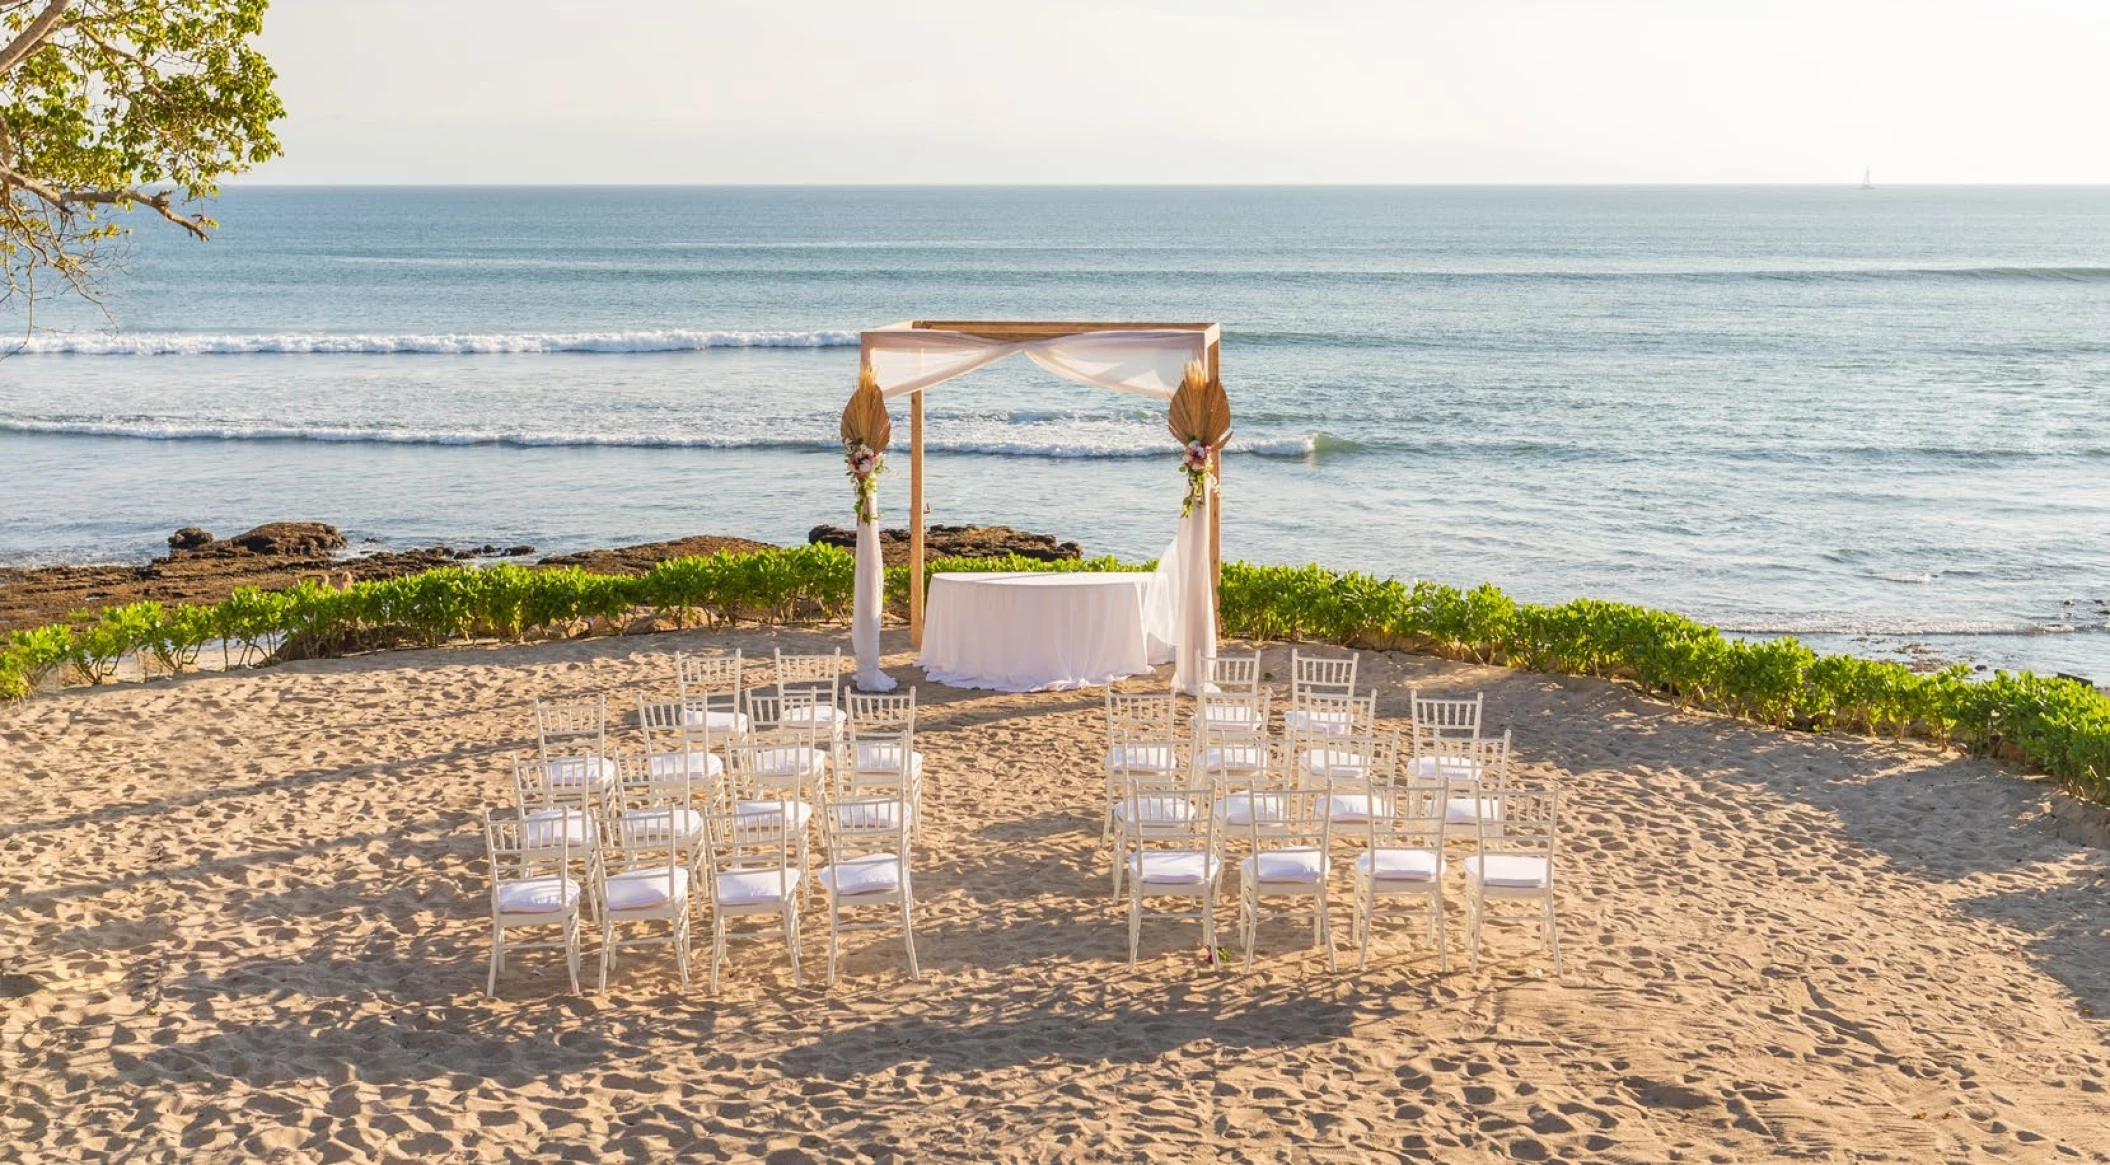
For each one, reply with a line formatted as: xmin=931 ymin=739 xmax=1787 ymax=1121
xmin=919 ymin=572 xmax=1156 ymax=692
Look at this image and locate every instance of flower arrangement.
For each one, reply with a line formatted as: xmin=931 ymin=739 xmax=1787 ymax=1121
xmin=1180 ymin=439 xmax=1214 ymax=516
xmin=1166 ymin=359 xmax=1232 ymax=517
xmin=839 ymin=363 xmax=893 ymax=523
xmin=845 ymin=440 xmax=886 ymax=522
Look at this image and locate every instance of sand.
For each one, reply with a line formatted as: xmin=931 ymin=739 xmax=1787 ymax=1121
xmin=2 ymin=627 xmax=2106 ymax=1161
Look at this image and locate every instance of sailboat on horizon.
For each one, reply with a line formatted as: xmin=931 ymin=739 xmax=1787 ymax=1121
xmin=1860 ymin=168 xmax=1874 ymax=190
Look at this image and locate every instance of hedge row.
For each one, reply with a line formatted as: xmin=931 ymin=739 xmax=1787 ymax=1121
xmin=2 ymin=547 xmax=2103 ymax=805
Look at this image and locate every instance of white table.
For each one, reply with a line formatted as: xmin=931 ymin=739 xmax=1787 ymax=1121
xmin=919 ymin=572 xmax=1156 ymax=692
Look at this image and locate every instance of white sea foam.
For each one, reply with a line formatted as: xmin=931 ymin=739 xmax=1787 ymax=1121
xmin=5 ymin=329 xmax=861 ymax=356
xmin=0 ymin=417 xmax=1337 ymax=460
xmin=1722 ymin=616 xmax=2093 ymax=638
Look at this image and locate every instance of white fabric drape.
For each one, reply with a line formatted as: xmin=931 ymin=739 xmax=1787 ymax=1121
xmin=863 ymin=328 xmax=1205 ymax=402
xmin=1166 ymin=492 xmax=1217 ymax=695
xmin=848 ymin=327 xmax=1215 ymax=694
xmin=850 ymin=517 xmax=895 ymax=691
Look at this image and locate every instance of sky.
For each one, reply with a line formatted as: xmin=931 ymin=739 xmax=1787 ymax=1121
xmin=247 ymin=0 xmax=2110 ymax=185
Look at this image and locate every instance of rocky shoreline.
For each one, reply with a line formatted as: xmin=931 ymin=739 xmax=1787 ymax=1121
xmin=0 ymin=521 xmax=1080 ymax=634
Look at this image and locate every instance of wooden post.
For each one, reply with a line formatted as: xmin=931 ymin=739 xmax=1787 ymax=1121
xmin=909 ymin=390 xmax=926 ymax=649
xmin=1206 ymin=336 xmax=1222 ymax=626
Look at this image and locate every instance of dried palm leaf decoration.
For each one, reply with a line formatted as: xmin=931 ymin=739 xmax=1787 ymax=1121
xmin=840 ymin=363 xmax=892 ymax=452
xmin=1166 ymin=360 xmax=1232 ymax=449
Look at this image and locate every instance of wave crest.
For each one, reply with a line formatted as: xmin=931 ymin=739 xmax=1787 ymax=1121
xmin=7 ymin=329 xmax=860 ymax=356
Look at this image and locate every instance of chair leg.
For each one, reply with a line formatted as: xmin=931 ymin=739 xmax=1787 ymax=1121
xmin=785 ymin=903 xmax=803 ymax=988
xmin=1546 ymin=899 xmax=1562 ymax=975
xmin=598 ymin=917 xmax=615 ymax=993
xmin=826 ymin=897 xmax=840 ymax=987
xmin=902 ymin=896 xmax=920 ymax=980
xmin=1127 ymin=892 xmax=1142 ymax=966
xmin=1202 ymin=894 xmax=1217 ymax=971
xmin=1241 ymin=890 xmax=1256 ymax=970
xmin=1434 ymin=893 xmax=1449 ymax=974
xmin=709 ymin=916 xmax=724 ymax=995
xmin=488 ymin=923 xmax=503 ymax=997
xmin=1321 ymin=893 xmax=1337 ymax=973
xmin=675 ymin=914 xmax=691 ymax=993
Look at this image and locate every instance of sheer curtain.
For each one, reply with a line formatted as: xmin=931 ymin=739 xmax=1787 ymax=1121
xmin=849 ymin=328 xmax=1215 ymax=693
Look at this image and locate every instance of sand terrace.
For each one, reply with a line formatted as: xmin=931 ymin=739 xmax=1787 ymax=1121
xmin=3 ymin=628 xmax=2106 ymax=1161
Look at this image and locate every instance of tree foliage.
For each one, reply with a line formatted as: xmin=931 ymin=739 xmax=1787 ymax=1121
xmin=0 ymin=0 xmax=282 ymax=308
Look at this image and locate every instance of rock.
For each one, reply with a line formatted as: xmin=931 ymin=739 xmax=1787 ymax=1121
xmin=222 ymin=522 xmax=347 ymax=558
xmin=537 ymin=534 xmax=776 ymax=576
xmin=166 ymin=526 xmax=215 ymax=552
xmin=501 ymin=545 xmax=535 ymax=557
xmin=806 ymin=523 xmax=1082 ymax=566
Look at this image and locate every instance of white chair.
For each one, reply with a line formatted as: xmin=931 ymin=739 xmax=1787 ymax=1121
xmin=1108 ymin=748 xmax=1199 ymax=898
xmin=1403 ymin=689 xmax=1483 ymax=779
xmin=1236 ymin=788 xmax=1336 ymax=969
xmin=817 ymin=788 xmax=919 ymax=986
xmin=1122 ymin=769 xmax=1225 ymax=966
xmin=774 ymin=649 xmax=845 ymax=739
xmin=1352 ymin=781 xmax=1448 ymax=971
xmin=608 ymin=752 xmax=708 ymax=876
xmin=1205 ymin=651 xmax=1262 ymax=696
xmin=1431 ymin=732 xmax=1512 ymax=842
xmin=737 ymin=696 xmax=832 ymax=801
xmin=702 ymin=797 xmax=804 ymax=992
xmin=532 ymin=695 xmax=616 ymax=804
xmin=636 ymin=695 xmax=728 ymax=788
xmin=1298 ymin=730 xmax=1397 ymax=827
xmin=1103 ymin=691 xmax=1180 ymax=837
xmin=1462 ymin=783 xmax=1561 ymax=974
xmin=1284 ymin=691 xmax=1379 ymax=753
xmin=675 ymin=650 xmax=750 ymax=740
xmin=722 ymin=734 xmax=821 ymax=884
xmin=843 ymin=691 xmax=924 ymax=838
xmin=1193 ymin=689 xmax=1272 ymax=778
xmin=483 ymin=809 xmax=583 ymax=997
xmin=511 ymin=756 xmax=600 ymax=919
xmin=594 ymin=809 xmax=694 ymax=992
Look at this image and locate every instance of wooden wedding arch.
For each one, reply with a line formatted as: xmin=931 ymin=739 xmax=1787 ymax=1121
xmin=852 ymin=320 xmax=1225 ymax=648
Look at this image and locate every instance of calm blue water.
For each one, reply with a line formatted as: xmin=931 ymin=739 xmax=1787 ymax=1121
xmin=3 ymin=186 xmax=2108 ymax=676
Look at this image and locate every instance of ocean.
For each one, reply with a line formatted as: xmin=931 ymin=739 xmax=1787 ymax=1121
xmin=2 ymin=186 xmax=2107 ymax=677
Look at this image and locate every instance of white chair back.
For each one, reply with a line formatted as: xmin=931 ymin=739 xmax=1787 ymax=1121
xmin=1205 ymin=651 xmax=1262 ymax=695
xmin=1290 ymin=649 xmax=1358 ymax=701
xmin=1408 ymin=689 xmax=1483 ymax=742
xmin=534 ymin=695 xmax=607 ymax=758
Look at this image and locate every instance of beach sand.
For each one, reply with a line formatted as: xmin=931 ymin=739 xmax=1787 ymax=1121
xmin=3 ymin=628 xmax=2106 ymax=1161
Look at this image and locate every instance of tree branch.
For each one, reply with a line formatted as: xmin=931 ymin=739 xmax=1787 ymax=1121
xmin=0 ymin=0 xmax=72 ymax=77
xmin=1 ymin=162 xmax=210 ymax=240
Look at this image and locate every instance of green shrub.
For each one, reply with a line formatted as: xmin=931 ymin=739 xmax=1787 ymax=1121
xmin=0 ymin=548 xmax=2102 ymax=808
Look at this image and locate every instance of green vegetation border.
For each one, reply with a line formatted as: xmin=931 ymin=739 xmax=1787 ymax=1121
xmin=3 ymin=546 xmax=2103 ymax=806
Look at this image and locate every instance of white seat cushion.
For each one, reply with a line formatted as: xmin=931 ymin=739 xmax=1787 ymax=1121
xmin=1326 ymin=792 xmax=1387 ymax=823
xmin=1215 ymin=791 xmax=1286 ymax=827
xmin=782 ymin=704 xmax=843 ymax=728
xmin=819 ymin=853 xmax=903 ymax=897
xmin=831 ymin=798 xmax=906 ymax=832
xmin=1241 ymin=847 xmax=1329 ymax=884
xmin=496 ymin=875 xmax=580 ymax=914
xmin=1298 ymin=748 xmax=1372 ymax=778
xmin=521 ymin=808 xmax=595 ymax=849
xmin=604 ymin=865 xmax=689 ymax=911
xmin=752 ymin=746 xmax=829 ymax=778
xmin=1106 ymin=744 xmax=1180 ymax=773
xmin=1356 ymin=847 xmax=1441 ymax=882
xmin=1129 ymin=850 xmax=1221 ymax=886
xmin=1283 ymin=709 xmax=1354 ymax=735
xmin=717 ymin=866 xmax=802 ymax=906
xmin=734 ymin=798 xmax=814 ymax=829
xmin=681 ymin=708 xmax=751 ymax=735
xmin=646 ymin=750 xmax=725 ymax=781
xmin=1407 ymin=756 xmax=1482 ymax=780
xmin=1446 ymin=796 xmax=1502 ymax=825
xmin=543 ymin=755 xmax=614 ymax=789
xmin=619 ymin=806 xmax=704 ymax=842
xmin=852 ymin=743 xmax=925 ymax=776
xmin=1112 ymin=794 xmax=1197 ymax=826
xmin=1464 ymin=854 xmax=1550 ymax=890
xmin=1197 ymin=745 xmax=1267 ymax=773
